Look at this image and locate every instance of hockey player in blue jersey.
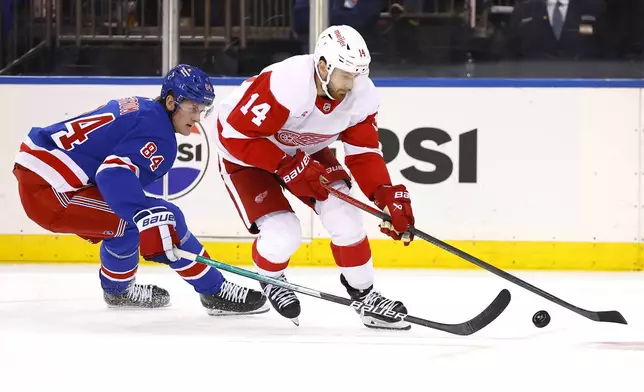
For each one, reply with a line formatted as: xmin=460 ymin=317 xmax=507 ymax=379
xmin=13 ymin=64 xmax=269 ymax=315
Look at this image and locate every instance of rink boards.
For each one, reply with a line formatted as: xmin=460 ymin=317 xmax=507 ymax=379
xmin=1 ymin=77 xmax=644 ymax=270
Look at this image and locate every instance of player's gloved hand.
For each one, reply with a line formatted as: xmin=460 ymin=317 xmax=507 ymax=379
xmin=373 ymin=184 xmax=415 ymax=246
xmin=276 ymin=149 xmax=329 ymax=201
xmin=133 ymin=206 xmax=180 ymax=264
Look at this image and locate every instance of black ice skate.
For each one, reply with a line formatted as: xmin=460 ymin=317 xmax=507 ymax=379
xmin=260 ymin=274 xmax=301 ymax=325
xmin=341 ymin=274 xmax=411 ymax=330
xmin=200 ymin=279 xmax=269 ymax=316
xmin=104 ymin=280 xmax=171 ymax=309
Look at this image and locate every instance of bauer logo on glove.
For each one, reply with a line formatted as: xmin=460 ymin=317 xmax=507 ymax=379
xmin=136 ymin=211 xmax=176 ymax=229
xmin=281 ymin=154 xmax=310 ymax=183
xmin=373 ymin=184 xmax=415 ymax=246
xmin=276 ymin=150 xmax=329 ymax=201
xmin=394 ymin=191 xmax=409 ymax=199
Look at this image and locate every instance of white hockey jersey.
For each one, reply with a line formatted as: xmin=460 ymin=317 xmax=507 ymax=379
xmin=213 ymin=54 xmax=391 ymax=198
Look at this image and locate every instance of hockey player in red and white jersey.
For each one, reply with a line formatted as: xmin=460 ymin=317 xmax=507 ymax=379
xmin=213 ymin=25 xmax=415 ymax=330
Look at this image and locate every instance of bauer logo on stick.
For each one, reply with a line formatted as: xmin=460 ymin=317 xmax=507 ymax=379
xmin=349 ymin=301 xmax=407 ymax=321
xmin=144 ymin=123 xmax=209 ymax=200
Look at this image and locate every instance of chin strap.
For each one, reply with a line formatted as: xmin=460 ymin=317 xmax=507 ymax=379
xmin=314 ymin=63 xmax=336 ymax=100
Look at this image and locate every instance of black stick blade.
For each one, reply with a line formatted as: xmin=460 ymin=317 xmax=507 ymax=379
xmin=411 ymin=288 xmax=511 ymax=336
xmin=589 ymin=310 xmax=628 ymax=325
xmin=461 ymin=288 xmax=512 ymax=335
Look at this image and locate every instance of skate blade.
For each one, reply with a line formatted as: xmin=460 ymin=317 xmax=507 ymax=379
xmin=362 ymin=315 xmax=411 ymax=330
xmin=105 ymin=302 xmax=172 ymax=309
xmin=205 ymin=304 xmax=270 ymax=316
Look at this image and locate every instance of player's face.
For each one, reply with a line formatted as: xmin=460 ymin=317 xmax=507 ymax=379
xmin=328 ymin=68 xmax=357 ymax=101
xmin=172 ymin=99 xmax=206 ymax=136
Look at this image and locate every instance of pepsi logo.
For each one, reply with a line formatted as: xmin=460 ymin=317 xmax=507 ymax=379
xmin=144 ymin=123 xmax=209 ymax=200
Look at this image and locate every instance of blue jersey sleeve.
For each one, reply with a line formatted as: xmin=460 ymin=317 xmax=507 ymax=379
xmin=95 ymin=118 xmax=175 ymax=224
xmin=95 ymin=163 xmax=149 ymax=224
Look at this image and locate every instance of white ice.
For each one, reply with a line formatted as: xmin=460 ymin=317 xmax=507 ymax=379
xmin=0 ymin=264 xmax=642 ymax=392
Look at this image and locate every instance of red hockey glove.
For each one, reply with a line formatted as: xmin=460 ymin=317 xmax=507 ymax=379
xmin=133 ymin=206 xmax=180 ymax=264
xmin=373 ymin=184 xmax=415 ymax=246
xmin=276 ymin=149 xmax=329 ymax=201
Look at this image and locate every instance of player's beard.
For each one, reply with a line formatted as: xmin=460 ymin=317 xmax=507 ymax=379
xmin=327 ymin=82 xmax=349 ymax=101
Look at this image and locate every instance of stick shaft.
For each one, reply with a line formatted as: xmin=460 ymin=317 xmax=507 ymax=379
xmin=174 ymin=248 xmax=511 ymax=335
xmin=320 ymin=183 xmax=627 ymax=325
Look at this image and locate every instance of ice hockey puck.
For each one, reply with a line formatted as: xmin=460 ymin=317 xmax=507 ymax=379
xmin=532 ymin=310 xmax=551 ymax=328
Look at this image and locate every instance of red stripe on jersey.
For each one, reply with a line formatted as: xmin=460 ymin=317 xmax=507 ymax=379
xmin=176 ymin=262 xmax=208 ymax=279
xmin=340 ymin=113 xmax=380 ymax=149
xmin=101 ymin=265 xmax=138 ymax=280
xmin=330 ymin=236 xmax=372 ymax=268
xmin=103 ymin=157 xmax=138 ymax=174
xmin=345 ymin=153 xmax=391 ymax=200
xmin=252 ymin=239 xmax=289 ymax=272
xmin=340 ymin=112 xmax=391 ymax=199
xmin=225 ymin=71 xmax=291 ymax=138
xmin=19 ymin=142 xmax=85 ymax=189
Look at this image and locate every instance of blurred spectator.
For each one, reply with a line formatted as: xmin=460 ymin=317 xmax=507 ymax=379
xmin=1 ymin=1 xmax=12 ymax=35
xmin=389 ymin=0 xmax=424 ymax=15
xmin=1 ymin=0 xmax=23 ymax=68
xmin=506 ymin=0 xmax=607 ymax=60
xmin=605 ymin=0 xmax=644 ymax=59
xmin=331 ymin=0 xmax=384 ymax=31
xmin=0 ymin=3 xmax=5 ymax=67
xmin=293 ymin=0 xmax=384 ymax=52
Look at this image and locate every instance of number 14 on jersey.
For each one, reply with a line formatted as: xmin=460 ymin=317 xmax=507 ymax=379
xmin=240 ymin=93 xmax=271 ymax=126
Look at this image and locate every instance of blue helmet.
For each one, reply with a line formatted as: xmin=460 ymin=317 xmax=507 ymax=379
xmin=160 ymin=64 xmax=215 ymax=107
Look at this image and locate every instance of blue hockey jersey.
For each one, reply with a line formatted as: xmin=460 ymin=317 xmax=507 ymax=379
xmin=15 ymin=96 xmax=177 ymax=223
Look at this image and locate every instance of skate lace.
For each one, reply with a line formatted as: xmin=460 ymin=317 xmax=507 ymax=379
xmin=127 ymin=284 xmax=153 ymax=303
xmin=263 ymin=277 xmax=298 ymax=310
xmin=217 ymin=280 xmax=250 ymax=303
xmin=363 ymin=290 xmax=398 ymax=313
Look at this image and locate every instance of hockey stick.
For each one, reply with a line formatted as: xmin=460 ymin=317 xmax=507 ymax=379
xmin=174 ymin=248 xmax=511 ymax=336
xmin=320 ymin=181 xmax=627 ymax=325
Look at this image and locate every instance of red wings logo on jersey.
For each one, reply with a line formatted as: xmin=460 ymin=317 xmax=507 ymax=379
xmin=276 ymin=130 xmax=338 ymax=147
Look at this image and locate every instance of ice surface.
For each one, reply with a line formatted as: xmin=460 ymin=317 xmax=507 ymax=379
xmin=0 ymin=264 xmax=642 ymax=392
